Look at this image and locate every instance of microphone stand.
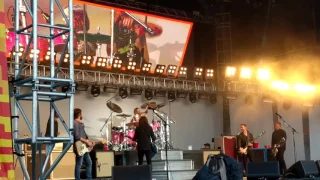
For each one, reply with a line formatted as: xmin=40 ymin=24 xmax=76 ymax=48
xmin=154 ymin=110 xmax=169 ymax=180
xmin=276 ymin=114 xmax=299 ymax=163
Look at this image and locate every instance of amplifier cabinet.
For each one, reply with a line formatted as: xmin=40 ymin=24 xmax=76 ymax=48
xmin=214 ymin=136 xmax=237 ymax=159
xmin=50 ymin=151 xmax=75 ymax=179
xmin=26 ymin=153 xmax=50 ymax=180
xmin=91 ymin=151 xmax=115 ymax=178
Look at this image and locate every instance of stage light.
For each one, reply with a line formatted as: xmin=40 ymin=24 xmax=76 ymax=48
xmin=44 ymin=49 xmax=56 ymax=63
xmin=168 ymin=91 xmax=176 ymax=102
xmin=271 ymin=81 xmax=290 ymax=91
xmin=103 ymin=84 xmax=118 ymax=93
xmin=294 ymin=83 xmax=316 ymax=94
xmin=177 ymin=90 xmax=188 ymax=98
xmin=257 ymin=68 xmax=270 ymax=81
xmin=130 ymin=86 xmax=143 ymax=95
xmin=226 ymin=66 xmax=236 ymax=78
xmin=119 ymin=86 xmax=128 ymax=99
xmin=198 ymin=92 xmax=208 ymax=100
xmin=75 ymin=81 xmax=89 ymax=91
xmin=145 ymin=88 xmax=153 ymax=100
xmin=205 ymin=69 xmax=214 ymax=81
xmin=91 ymin=84 xmax=101 ymax=97
xmin=245 ymin=95 xmax=253 ymax=105
xmin=112 ymin=57 xmax=122 ymax=69
xmin=209 ymin=93 xmax=217 ymax=104
xmin=81 ymin=55 xmax=93 ymax=66
xmin=155 ymin=89 xmax=166 ymax=97
xmin=167 ymin=65 xmax=177 ymax=77
xmin=240 ymin=68 xmax=252 ymax=79
xmin=63 ymin=53 xmax=70 ymax=63
xmin=127 ymin=61 xmax=137 ymax=72
xmin=194 ymin=67 xmax=203 ymax=80
xmin=11 ymin=45 xmax=24 ymax=58
xmin=189 ymin=92 xmax=197 ymax=103
xmin=28 ymin=49 xmax=40 ymax=60
xmin=283 ymin=99 xmax=292 ymax=110
xmin=96 ymin=57 xmax=108 ymax=68
xmin=141 ymin=63 xmax=152 ymax=73
xmin=155 ymin=64 xmax=166 ymax=75
xmin=178 ymin=67 xmax=187 ymax=79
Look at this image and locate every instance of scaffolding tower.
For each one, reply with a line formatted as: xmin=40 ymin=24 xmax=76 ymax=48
xmin=215 ymin=12 xmax=232 ymax=83
xmin=12 ymin=0 xmax=74 ymax=179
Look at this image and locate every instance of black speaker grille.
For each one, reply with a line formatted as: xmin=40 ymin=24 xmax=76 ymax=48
xmin=285 ymin=160 xmax=319 ymax=178
xmin=112 ymin=165 xmax=152 ymax=180
xmin=247 ymin=162 xmax=280 ymax=178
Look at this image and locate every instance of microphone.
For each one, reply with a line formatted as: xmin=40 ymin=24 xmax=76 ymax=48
xmin=275 ymin=113 xmax=282 ymax=118
xmin=37 ymin=6 xmax=50 ymax=23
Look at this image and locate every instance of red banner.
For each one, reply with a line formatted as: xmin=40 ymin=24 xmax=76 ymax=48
xmin=0 ymin=0 xmax=14 ymax=179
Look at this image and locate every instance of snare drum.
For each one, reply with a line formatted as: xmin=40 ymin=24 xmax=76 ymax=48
xmin=111 ymin=131 xmax=124 ymax=144
xmin=54 ymin=25 xmax=78 ymax=52
xmin=126 ymin=129 xmax=135 ymax=144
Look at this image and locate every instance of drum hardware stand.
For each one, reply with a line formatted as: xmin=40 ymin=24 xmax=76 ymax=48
xmin=276 ymin=113 xmax=298 ymax=163
xmin=96 ymin=26 xmax=102 ymax=57
xmin=18 ymin=0 xmax=29 ymax=44
xmin=127 ymin=36 xmax=136 ymax=62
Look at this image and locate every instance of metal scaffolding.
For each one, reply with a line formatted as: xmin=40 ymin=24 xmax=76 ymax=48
xmin=12 ymin=0 xmax=74 ymax=179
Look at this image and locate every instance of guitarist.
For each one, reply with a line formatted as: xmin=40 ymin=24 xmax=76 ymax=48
xmin=272 ymin=121 xmax=287 ymax=175
xmin=237 ymin=124 xmax=254 ymax=173
xmin=133 ymin=116 xmax=156 ymax=165
xmin=73 ymin=108 xmax=94 ymax=180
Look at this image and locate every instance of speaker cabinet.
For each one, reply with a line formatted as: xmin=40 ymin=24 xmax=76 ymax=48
xmin=50 ymin=151 xmax=75 ymax=179
xmin=285 ymin=160 xmax=319 ymax=178
xmin=214 ymin=136 xmax=237 ymax=159
xmin=90 ymin=151 xmax=115 ymax=178
xmin=251 ymin=149 xmax=266 ymax=162
xmin=247 ymin=161 xmax=280 ymax=180
xmin=112 ymin=165 xmax=152 ymax=180
xmin=26 ymin=153 xmax=50 ymax=179
xmin=203 ymin=150 xmax=221 ymax=164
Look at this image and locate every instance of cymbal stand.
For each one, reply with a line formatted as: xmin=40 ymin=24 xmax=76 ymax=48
xmin=99 ymin=111 xmax=113 ymax=146
xmin=97 ymin=26 xmax=102 ymax=57
xmin=120 ymin=117 xmax=129 ymax=150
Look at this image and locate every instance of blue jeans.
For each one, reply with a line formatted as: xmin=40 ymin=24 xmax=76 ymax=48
xmin=75 ymin=152 xmax=92 ymax=180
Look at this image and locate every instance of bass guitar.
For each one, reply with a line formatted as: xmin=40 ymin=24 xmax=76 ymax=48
xmin=75 ymin=139 xmax=107 ymax=156
xmin=239 ymin=130 xmax=266 ymax=155
xmin=272 ymin=137 xmax=285 ymax=157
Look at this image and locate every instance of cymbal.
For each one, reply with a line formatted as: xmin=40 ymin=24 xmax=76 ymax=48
xmin=106 ymin=101 xmax=122 ymax=113
xmin=116 ymin=114 xmax=132 ymax=118
xmin=77 ymin=33 xmax=111 ymax=44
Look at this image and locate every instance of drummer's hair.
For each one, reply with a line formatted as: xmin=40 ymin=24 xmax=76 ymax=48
xmin=74 ymin=108 xmax=82 ymax=119
xmin=139 ymin=116 xmax=149 ymax=127
xmin=134 ymin=108 xmax=139 ymax=114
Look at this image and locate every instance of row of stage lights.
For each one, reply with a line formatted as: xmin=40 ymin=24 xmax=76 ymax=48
xmin=8 ymin=46 xmax=318 ymax=95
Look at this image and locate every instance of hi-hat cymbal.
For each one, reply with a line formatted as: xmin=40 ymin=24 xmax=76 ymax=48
xmin=116 ymin=114 xmax=132 ymax=118
xmin=106 ymin=101 xmax=122 ymax=113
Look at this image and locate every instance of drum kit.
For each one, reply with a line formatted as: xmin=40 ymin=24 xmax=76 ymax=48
xmin=100 ymin=101 xmax=175 ymax=151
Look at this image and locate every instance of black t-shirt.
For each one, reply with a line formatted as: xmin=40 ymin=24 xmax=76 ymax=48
xmin=272 ymin=129 xmax=287 ymax=149
xmin=45 ymin=118 xmax=58 ymax=137
xmin=133 ymin=125 xmax=156 ymax=150
xmin=237 ymin=131 xmax=254 ymax=149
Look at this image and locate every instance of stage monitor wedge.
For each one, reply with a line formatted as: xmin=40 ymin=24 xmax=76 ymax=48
xmin=247 ymin=161 xmax=280 ymax=180
xmin=112 ymin=165 xmax=152 ymax=180
xmin=285 ymin=160 xmax=319 ymax=178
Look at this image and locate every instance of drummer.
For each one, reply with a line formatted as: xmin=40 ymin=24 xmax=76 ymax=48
xmin=130 ymin=107 xmax=147 ymax=127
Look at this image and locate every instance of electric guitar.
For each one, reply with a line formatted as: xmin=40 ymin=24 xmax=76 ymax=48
xmin=239 ymin=130 xmax=266 ymax=155
xmin=75 ymin=139 xmax=107 ymax=156
xmin=272 ymin=137 xmax=285 ymax=157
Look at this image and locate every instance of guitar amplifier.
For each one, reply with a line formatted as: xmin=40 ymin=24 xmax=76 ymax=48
xmin=90 ymin=151 xmax=115 ymax=178
xmin=50 ymin=151 xmax=75 ymax=179
xmin=214 ymin=136 xmax=237 ymax=159
xmin=26 ymin=153 xmax=50 ymax=179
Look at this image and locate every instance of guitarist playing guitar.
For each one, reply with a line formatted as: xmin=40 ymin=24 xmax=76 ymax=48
xmin=237 ymin=124 xmax=254 ymax=174
xmin=73 ymin=108 xmax=94 ymax=180
xmin=272 ymin=121 xmax=287 ymax=175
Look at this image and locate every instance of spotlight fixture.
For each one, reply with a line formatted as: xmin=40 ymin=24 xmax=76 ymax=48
xmin=283 ymin=99 xmax=292 ymax=110
xmin=167 ymin=65 xmax=177 ymax=77
xmin=205 ymin=69 xmax=214 ymax=81
xmin=103 ymin=84 xmax=118 ymax=93
xmin=168 ymin=90 xmax=176 ymax=102
xmin=245 ymin=95 xmax=253 ymax=105
xmin=209 ymin=93 xmax=217 ymax=104
xmin=193 ymin=67 xmax=203 ymax=80
xmin=155 ymin=64 xmax=166 ymax=75
xmin=257 ymin=68 xmax=270 ymax=81
xmin=96 ymin=57 xmax=108 ymax=69
xmin=141 ymin=63 xmax=152 ymax=73
xmin=240 ymin=67 xmax=252 ymax=79
xmin=91 ymin=84 xmax=101 ymax=97
xmin=177 ymin=90 xmax=188 ymax=98
xmin=225 ymin=66 xmax=236 ymax=79
xmin=127 ymin=61 xmax=137 ymax=72
xmin=28 ymin=49 xmax=40 ymax=60
xmin=81 ymin=55 xmax=93 ymax=67
xmin=43 ymin=48 xmax=56 ymax=64
xmin=75 ymin=81 xmax=89 ymax=91
xmin=119 ymin=86 xmax=128 ymax=99
xmin=189 ymin=91 xmax=197 ymax=103
xmin=112 ymin=57 xmax=122 ymax=69
xmin=155 ymin=89 xmax=166 ymax=97
xmin=130 ymin=86 xmax=143 ymax=95
xmin=178 ymin=67 xmax=187 ymax=79
xmin=11 ymin=45 xmax=24 ymax=58
xmin=63 ymin=53 xmax=70 ymax=64
xmin=145 ymin=88 xmax=154 ymax=100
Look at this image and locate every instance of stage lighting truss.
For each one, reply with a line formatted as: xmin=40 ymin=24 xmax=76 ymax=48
xmin=226 ymin=66 xmax=236 ymax=79
xmin=194 ymin=67 xmax=203 ymax=80
xmin=178 ymin=67 xmax=187 ymax=79
xmin=205 ymin=69 xmax=214 ymax=81
xmin=11 ymin=45 xmax=24 ymax=58
xmin=155 ymin=64 xmax=166 ymax=75
xmin=44 ymin=49 xmax=56 ymax=62
xmin=112 ymin=57 xmax=123 ymax=69
xmin=96 ymin=57 xmax=108 ymax=68
xmin=127 ymin=61 xmax=137 ymax=72
xmin=63 ymin=53 xmax=71 ymax=63
xmin=81 ymin=55 xmax=93 ymax=66
xmin=240 ymin=67 xmax=252 ymax=80
xmin=167 ymin=65 xmax=177 ymax=77
xmin=141 ymin=63 xmax=152 ymax=73
xmin=28 ymin=49 xmax=40 ymax=60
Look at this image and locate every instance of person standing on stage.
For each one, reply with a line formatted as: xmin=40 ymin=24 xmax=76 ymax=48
xmin=272 ymin=121 xmax=287 ymax=175
xmin=73 ymin=108 xmax=94 ymax=180
xmin=237 ymin=124 xmax=254 ymax=173
xmin=133 ymin=116 xmax=156 ymax=165
xmin=45 ymin=112 xmax=60 ymax=137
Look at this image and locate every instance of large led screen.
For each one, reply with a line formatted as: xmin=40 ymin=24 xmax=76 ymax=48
xmin=4 ymin=0 xmax=193 ymax=69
